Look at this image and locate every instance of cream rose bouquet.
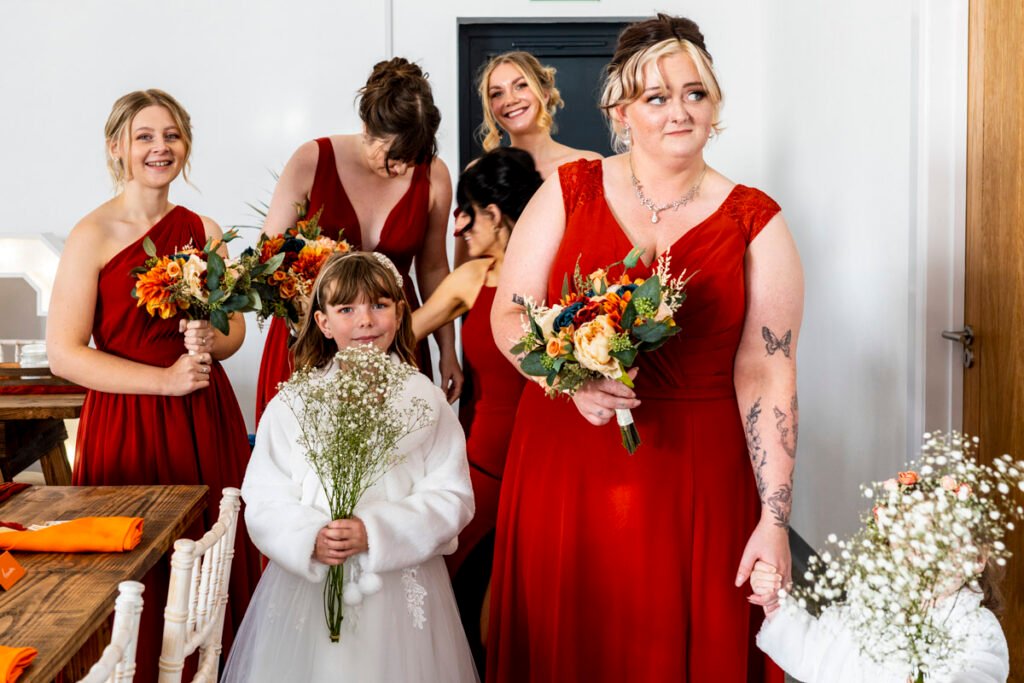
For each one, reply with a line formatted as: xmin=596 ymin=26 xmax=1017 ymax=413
xmin=131 ymin=229 xmax=278 ymax=334
xmin=510 ymin=248 xmax=691 ymax=454
xmin=781 ymin=431 xmax=1024 ymax=682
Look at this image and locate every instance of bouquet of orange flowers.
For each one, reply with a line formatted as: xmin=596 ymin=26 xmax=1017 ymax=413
xmin=132 ymin=229 xmax=276 ymax=334
xmin=511 ymin=248 xmax=692 ymax=454
xmin=246 ymin=208 xmax=353 ymax=331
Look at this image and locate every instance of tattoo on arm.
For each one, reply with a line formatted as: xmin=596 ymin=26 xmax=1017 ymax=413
xmin=773 ymin=394 xmax=799 ymax=459
xmin=762 ymin=327 xmax=792 ymax=358
xmin=745 ymin=398 xmax=768 ymax=502
xmin=749 ymin=397 xmax=797 ymax=527
xmin=767 ymin=482 xmax=793 ymax=528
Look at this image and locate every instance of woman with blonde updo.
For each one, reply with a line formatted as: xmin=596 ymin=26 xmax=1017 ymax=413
xmin=47 ymin=89 xmax=260 ymax=681
xmin=487 ymin=14 xmax=801 ymax=682
xmin=255 ymin=58 xmax=462 ymax=425
xmin=477 ymin=51 xmax=602 ymax=179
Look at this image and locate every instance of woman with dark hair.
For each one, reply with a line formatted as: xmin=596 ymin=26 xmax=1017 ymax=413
xmin=255 ymin=57 xmax=461 ymax=425
xmin=412 ymin=147 xmax=542 ymax=673
xmin=487 ymin=14 xmax=802 ymax=682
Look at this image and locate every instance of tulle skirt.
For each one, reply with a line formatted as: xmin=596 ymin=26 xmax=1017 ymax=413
xmin=222 ymin=557 xmax=479 ymax=683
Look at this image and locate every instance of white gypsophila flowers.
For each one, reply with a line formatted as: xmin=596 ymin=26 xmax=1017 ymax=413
xmin=281 ymin=344 xmax=434 ymax=522
xmin=781 ymin=431 xmax=1024 ymax=679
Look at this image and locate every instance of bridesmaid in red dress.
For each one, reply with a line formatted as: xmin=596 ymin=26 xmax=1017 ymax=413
xmin=488 ymin=15 xmax=803 ymax=682
xmin=46 ymin=90 xmax=260 ymax=681
xmin=255 ymin=58 xmax=461 ymax=425
xmin=411 ymin=147 xmax=542 ymax=673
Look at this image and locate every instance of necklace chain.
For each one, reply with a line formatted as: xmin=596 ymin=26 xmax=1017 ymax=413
xmin=629 ymin=158 xmax=708 ymax=224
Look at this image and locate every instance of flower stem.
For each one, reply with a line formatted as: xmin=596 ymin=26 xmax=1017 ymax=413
xmin=324 ymin=563 xmax=345 ymax=642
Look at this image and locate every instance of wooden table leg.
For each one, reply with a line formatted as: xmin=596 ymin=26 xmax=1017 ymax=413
xmin=40 ymin=443 xmax=72 ymax=486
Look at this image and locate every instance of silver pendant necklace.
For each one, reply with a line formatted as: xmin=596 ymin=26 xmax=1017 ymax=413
xmin=630 ymin=158 xmax=708 ymax=224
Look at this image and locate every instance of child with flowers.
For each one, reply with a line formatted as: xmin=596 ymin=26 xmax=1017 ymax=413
xmin=751 ymin=433 xmax=1013 ymax=683
xmin=223 ymin=251 xmax=478 ymax=683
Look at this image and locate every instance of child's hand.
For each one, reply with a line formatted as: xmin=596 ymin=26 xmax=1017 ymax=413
xmin=748 ymin=560 xmax=783 ymax=617
xmin=313 ymin=517 xmax=369 ymax=565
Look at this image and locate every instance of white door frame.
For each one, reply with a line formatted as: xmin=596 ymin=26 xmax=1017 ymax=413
xmin=909 ymin=0 xmax=969 ymax=449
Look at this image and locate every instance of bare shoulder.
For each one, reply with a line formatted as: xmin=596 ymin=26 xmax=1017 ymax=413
xmin=429 ymin=156 xmax=453 ymax=194
xmin=287 ymin=139 xmax=321 ymax=174
xmin=65 ymin=202 xmax=119 ymax=255
xmin=451 ymin=257 xmax=493 ymax=284
xmin=198 ymin=214 xmax=224 ymax=241
xmin=430 ymin=155 xmax=451 ymax=178
xmin=572 ymin=148 xmax=604 ymax=162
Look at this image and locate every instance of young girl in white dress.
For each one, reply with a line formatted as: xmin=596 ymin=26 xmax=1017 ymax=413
xmin=222 ymin=251 xmax=478 ymax=683
xmin=751 ymin=558 xmax=1008 ymax=682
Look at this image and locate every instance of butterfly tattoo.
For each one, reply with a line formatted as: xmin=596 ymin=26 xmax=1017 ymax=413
xmin=762 ymin=327 xmax=792 ymax=358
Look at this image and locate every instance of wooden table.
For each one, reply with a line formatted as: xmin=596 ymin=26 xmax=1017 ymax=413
xmin=0 ymin=394 xmax=84 ymax=485
xmin=0 ymin=485 xmax=207 ymax=682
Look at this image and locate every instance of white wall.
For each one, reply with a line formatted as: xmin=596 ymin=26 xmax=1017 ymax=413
xmin=0 ymin=0 xmax=966 ymax=547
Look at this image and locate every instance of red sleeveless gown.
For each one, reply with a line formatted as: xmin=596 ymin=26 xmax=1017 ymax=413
xmin=73 ymin=205 xmax=261 ymax=682
xmin=255 ymin=137 xmax=433 ymax=425
xmin=486 ymin=160 xmax=786 ymax=682
xmin=446 ymin=284 xmax=526 ymax=668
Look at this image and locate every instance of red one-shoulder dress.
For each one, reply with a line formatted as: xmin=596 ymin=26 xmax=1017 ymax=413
xmin=74 ymin=205 xmax=261 ymax=681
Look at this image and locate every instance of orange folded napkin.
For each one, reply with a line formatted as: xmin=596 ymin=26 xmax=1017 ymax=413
xmin=0 ymin=645 xmax=37 ymax=682
xmin=0 ymin=517 xmax=143 ymax=553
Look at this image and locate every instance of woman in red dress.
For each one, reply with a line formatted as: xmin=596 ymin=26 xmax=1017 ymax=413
xmin=454 ymin=51 xmax=602 ymax=271
xmin=412 ymin=147 xmax=541 ymax=673
xmin=47 ymin=90 xmax=260 ymax=681
xmin=255 ymin=58 xmax=460 ymax=425
xmin=488 ymin=15 xmax=803 ymax=682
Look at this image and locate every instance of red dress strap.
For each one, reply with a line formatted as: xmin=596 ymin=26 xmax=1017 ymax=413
xmin=724 ymin=185 xmax=782 ymax=244
xmin=558 ymin=159 xmax=603 ymax=219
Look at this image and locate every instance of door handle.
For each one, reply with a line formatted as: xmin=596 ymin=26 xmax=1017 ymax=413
xmin=941 ymin=325 xmax=974 ymax=368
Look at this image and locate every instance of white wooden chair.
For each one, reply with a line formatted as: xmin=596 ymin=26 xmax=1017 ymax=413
xmin=158 ymin=487 xmax=241 ymax=683
xmin=77 ymin=580 xmax=145 ymax=683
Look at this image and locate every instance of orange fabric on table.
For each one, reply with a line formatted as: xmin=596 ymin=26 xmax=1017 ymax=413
xmin=0 ymin=645 xmax=37 ymax=682
xmin=0 ymin=517 xmax=143 ymax=552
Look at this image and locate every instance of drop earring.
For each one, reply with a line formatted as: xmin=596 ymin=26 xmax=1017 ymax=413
xmin=622 ymin=124 xmax=631 ymax=147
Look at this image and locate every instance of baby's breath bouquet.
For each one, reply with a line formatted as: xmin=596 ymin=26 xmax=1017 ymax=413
xmin=783 ymin=431 xmax=1024 ymax=681
xmin=280 ymin=345 xmax=433 ymax=642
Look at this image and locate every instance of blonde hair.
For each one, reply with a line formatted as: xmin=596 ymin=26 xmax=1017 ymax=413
xmin=600 ymin=38 xmax=723 ymax=153
xmin=477 ymin=51 xmax=564 ymax=152
xmin=104 ymin=89 xmax=193 ymax=190
xmin=291 ymin=252 xmax=417 ymax=372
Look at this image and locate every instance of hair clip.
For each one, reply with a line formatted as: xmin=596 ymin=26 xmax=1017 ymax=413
xmin=371 ymin=252 xmax=403 ymax=288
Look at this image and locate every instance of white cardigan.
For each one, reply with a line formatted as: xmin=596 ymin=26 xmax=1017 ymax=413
xmin=756 ymin=589 xmax=1008 ymax=683
xmin=242 ymin=362 xmax=475 ymax=584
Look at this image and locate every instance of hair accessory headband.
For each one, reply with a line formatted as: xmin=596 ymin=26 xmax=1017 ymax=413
xmin=371 ymin=252 xmax=403 ymax=288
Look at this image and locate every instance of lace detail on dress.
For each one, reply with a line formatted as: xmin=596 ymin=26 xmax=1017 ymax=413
xmin=402 ymin=566 xmax=427 ymax=629
xmin=559 ymin=159 xmax=604 ymax=218
xmin=722 ymin=185 xmax=782 ymax=244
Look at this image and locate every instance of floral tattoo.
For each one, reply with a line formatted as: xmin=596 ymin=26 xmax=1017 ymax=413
xmin=773 ymin=394 xmax=799 ymax=459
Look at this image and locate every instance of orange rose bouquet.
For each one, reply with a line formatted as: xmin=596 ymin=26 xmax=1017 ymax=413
xmin=248 ymin=208 xmax=353 ymax=332
xmin=510 ymin=248 xmax=692 ymax=454
xmin=132 ymin=229 xmax=276 ymax=334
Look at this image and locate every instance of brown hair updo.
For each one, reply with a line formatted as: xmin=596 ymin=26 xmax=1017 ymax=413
xmin=600 ymin=14 xmax=723 ymax=151
xmin=358 ymin=57 xmax=440 ymax=165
